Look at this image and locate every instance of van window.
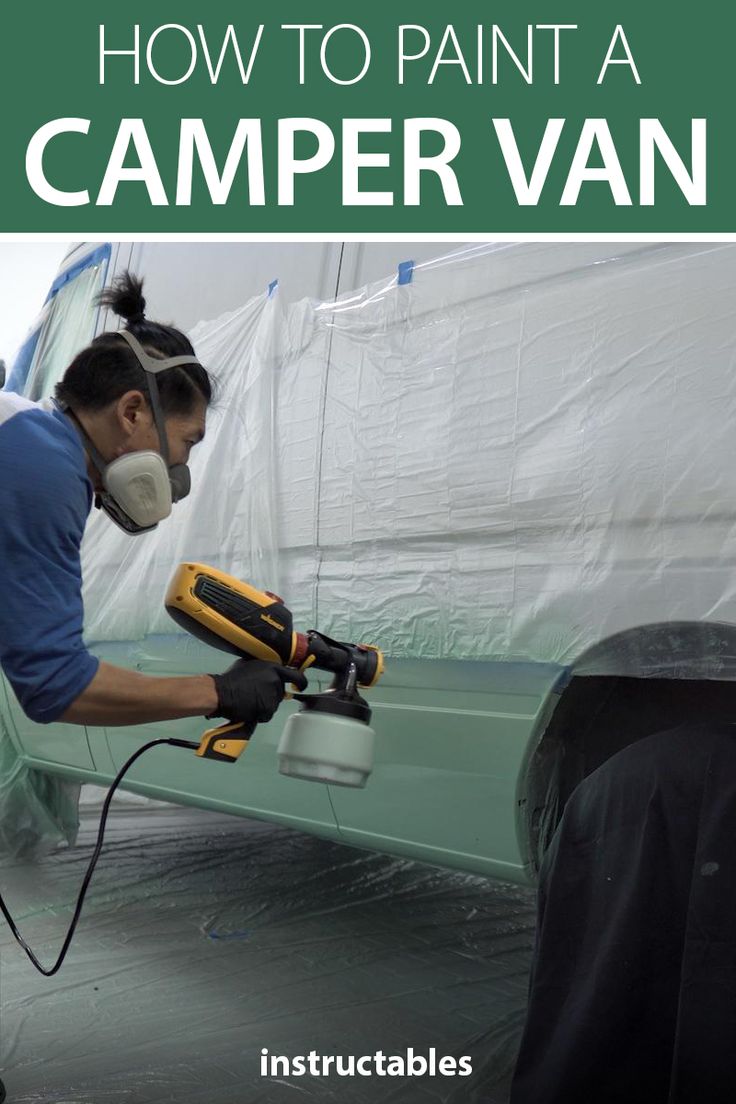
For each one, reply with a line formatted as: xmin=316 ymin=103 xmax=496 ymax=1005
xmin=24 ymin=249 xmax=110 ymax=402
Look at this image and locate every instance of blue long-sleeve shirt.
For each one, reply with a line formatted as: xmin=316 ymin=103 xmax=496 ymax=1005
xmin=0 ymin=392 xmax=99 ymax=722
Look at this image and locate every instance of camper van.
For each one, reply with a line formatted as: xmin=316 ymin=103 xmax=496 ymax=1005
xmin=3 ymin=240 xmax=736 ymax=884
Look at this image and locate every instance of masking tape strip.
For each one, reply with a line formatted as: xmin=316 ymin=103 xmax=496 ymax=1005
xmin=397 ymin=260 xmax=414 ymax=286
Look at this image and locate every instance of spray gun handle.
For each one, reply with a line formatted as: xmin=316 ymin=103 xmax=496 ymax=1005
xmin=196 ymin=720 xmax=256 ymax=762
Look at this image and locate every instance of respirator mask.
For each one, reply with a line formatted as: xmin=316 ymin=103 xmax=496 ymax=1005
xmin=63 ymin=330 xmax=204 ymax=535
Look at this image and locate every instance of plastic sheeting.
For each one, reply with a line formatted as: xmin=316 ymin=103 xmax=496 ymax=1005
xmin=1 ymin=801 xmax=536 ymax=1103
xmin=80 ymin=242 xmax=736 ymax=679
xmin=0 ymin=692 xmax=79 ymax=858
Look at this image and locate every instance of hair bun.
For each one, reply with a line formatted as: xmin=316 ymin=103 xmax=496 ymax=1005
xmin=97 ymin=271 xmax=147 ymax=326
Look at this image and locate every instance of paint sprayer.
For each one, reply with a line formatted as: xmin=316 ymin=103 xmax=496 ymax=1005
xmin=165 ymin=562 xmax=383 ymax=788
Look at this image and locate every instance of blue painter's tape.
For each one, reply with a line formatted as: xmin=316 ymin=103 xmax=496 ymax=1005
xmin=398 ymin=260 xmax=414 ymax=286
xmin=268 ymin=279 xmax=279 ymax=298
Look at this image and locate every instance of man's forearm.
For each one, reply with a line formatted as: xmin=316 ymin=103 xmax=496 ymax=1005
xmin=60 ymin=661 xmax=219 ymax=726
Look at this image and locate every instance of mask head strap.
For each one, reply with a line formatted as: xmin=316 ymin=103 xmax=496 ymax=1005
xmin=58 ymin=399 xmax=108 ymax=474
xmin=115 ymin=329 xmax=204 ymax=467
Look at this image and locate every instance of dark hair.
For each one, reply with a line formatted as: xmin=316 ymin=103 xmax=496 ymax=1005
xmin=55 ymin=272 xmax=212 ymax=415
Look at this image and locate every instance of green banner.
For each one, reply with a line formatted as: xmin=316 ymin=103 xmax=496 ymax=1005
xmin=0 ymin=1 xmax=726 ymax=231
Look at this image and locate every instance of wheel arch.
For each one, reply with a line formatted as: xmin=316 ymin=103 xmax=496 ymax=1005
xmin=519 ymin=620 xmax=736 ymax=877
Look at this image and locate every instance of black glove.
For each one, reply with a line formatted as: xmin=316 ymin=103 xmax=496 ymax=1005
xmin=208 ymin=659 xmax=308 ymax=727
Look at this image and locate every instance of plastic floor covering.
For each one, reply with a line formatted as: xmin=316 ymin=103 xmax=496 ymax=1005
xmin=0 ymin=797 xmax=537 ymax=1104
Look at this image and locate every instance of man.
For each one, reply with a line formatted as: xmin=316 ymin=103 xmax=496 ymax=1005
xmin=0 ymin=271 xmax=303 ymax=759
xmin=0 ymin=273 xmax=307 ymax=1104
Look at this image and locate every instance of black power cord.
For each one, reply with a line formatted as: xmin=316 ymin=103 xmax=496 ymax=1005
xmin=0 ymin=736 xmax=199 ymax=977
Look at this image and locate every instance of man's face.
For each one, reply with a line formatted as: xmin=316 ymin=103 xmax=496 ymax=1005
xmin=79 ymin=390 xmax=208 ymax=496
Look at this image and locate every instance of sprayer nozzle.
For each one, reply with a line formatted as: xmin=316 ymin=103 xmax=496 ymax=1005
xmin=301 ymin=632 xmax=384 ymax=689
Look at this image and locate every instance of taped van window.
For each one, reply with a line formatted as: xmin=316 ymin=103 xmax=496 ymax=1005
xmin=25 ymin=249 xmax=110 ymax=402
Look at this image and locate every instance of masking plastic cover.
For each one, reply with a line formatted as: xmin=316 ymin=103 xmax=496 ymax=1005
xmin=0 ymin=708 xmax=80 ymax=858
xmin=81 ymin=242 xmax=736 ymax=680
xmin=1 ymin=799 xmax=536 ymax=1102
xmin=23 ymin=262 xmax=105 ymax=401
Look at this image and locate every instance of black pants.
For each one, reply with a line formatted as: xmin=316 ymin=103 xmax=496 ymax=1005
xmin=511 ymin=722 xmax=736 ymax=1104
